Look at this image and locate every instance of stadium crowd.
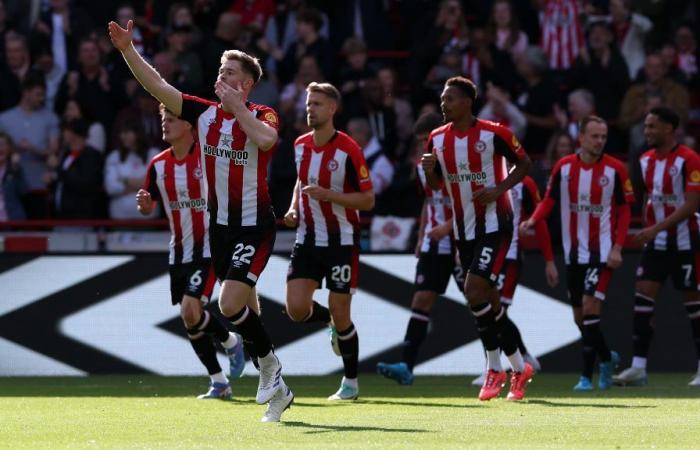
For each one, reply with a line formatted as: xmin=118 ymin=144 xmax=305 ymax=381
xmin=0 ymin=0 xmax=698 ymax=226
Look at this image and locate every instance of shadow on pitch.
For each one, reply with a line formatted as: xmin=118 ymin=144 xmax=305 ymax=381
xmin=282 ymin=420 xmax=428 ymax=434
xmin=525 ymin=399 xmax=656 ymax=409
xmin=360 ymin=399 xmax=477 ymax=409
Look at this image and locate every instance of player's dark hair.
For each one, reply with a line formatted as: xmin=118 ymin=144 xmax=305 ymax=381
xmin=414 ymin=112 xmax=444 ymax=135
xmin=579 ymin=115 xmax=606 ymax=134
xmin=306 ymin=82 xmax=341 ymax=104
xmin=21 ymin=71 xmax=46 ymax=92
xmin=649 ymin=106 xmax=680 ymax=130
xmin=445 ymin=77 xmax=477 ymax=102
xmin=220 ymin=50 xmax=263 ymax=84
xmin=62 ymin=118 xmax=90 ymax=138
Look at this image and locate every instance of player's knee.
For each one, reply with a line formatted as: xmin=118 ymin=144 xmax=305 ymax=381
xmin=411 ymin=291 xmax=436 ymax=311
xmin=464 ymin=283 xmax=486 ymax=305
xmin=180 ymin=301 xmax=201 ymax=327
xmin=285 ymin=303 xmax=308 ymax=322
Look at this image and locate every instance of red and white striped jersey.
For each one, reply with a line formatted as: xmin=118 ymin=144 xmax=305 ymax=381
xmin=507 ymin=176 xmax=551 ymax=260
xmin=294 ymin=131 xmax=373 ymax=247
xmin=180 ymin=94 xmax=279 ymax=227
xmin=540 ymin=0 xmax=584 ymax=70
xmin=144 ymin=145 xmax=210 ymax=265
xmin=417 ymin=164 xmax=453 ymax=255
xmin=640 ymin=145 xmax=700 ymax=251
xmin=429 ymin=119 xmax=527 ymax=241
xmin=538 ymin=153 xmax=634 ymax=264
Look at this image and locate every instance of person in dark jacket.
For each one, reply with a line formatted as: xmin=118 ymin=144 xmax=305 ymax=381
xmin=49 ymin=119 xmax=103 ymax=219
xmin=0 ymin=132 xmax=28 ymax=220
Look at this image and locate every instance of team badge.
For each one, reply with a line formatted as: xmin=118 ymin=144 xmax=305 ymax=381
xmin=264 ymin=112 xmax=278 ymax=124
xmin=360 ymin=165 xmax=369 ymax=179
xmin=624 ymin=178 xmax=633 ymax=192
xmin=193 ymin=167 xmax=203 ymax=180
xmin=669 ymin=165 xmax=680 ymax=177
xmin=511 ymin=135 xmax=520 ymax=149
xmin=598 ymin=175 xmax=609 ymax=187
xmin=474 ymin=140 xmax=487 ymax=153
xmin=692 ymin=170 xmax=700 ymax=182
xmin=327 ymin=159 xmax=339 ymax=171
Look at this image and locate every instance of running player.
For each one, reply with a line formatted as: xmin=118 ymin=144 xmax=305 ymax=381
xmin=421 ymin=77 xmax=534 ymax=401
xmin=109 ymin=20 xmax=292 ymax=422
xmin=614 ymin=106 xmax=700 ymax=387
xmin=471 ymin=174 xmax=557 ymax=386
xmin=521 ymin=115 xmax=634 ymax=391
xmin=137 ymin=105 xmax=245 ymax=399
xmin=283 ymin=82 xmax=374 ymax=400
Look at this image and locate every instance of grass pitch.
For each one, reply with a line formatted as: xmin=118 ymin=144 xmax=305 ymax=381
xmin=1 ymin=374 xmax=699 ymax=449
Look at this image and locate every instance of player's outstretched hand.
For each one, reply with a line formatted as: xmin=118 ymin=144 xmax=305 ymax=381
xmin=633 ymin=226 xmax=657 ymax=245
xmin=302 ymin=185 xmax=331 ymax=202
xmin=215 ymin=80 xmax=245 ymax=111
xmin=136 ymin=188 xmax=152 ymax=214
xmin=606 ymin=245 xmax=623 ymax=269
xmin=421 ymin=153 xmax=436 ymax=174
xmin=108 ymin=20 xmax=133 ymax=51
xmin=284 ymin=208 xmax=299 ymax=228
xmin=545 ymin=261 xmax=559 ymax=287
xmin=519 ymin=218 xmax=535 ymax=235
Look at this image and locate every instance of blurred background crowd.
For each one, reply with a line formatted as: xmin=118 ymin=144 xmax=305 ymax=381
xmin=0 ymin=0 xmax=698 ymax=227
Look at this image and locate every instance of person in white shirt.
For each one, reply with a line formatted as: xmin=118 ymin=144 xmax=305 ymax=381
xmin=347 ymin=117 xmax=394 ymax=195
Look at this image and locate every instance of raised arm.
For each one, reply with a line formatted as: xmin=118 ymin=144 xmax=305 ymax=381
xmin=108 ymin=20 xmax=182 ymax=115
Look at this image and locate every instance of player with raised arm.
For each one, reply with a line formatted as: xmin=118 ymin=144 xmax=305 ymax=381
xmin=110 ymin=20 xmax=292 ymax=422
xmin=283 ymin=82 xmax=374 ymax=400
xmin=521 ymin=115 xmax=634 ymax=391
xmin=137 ymin=105 xmax=245 ymax=399
xmin=421 ymin=77 xmax=534 ymax=401
xmin=614 ymin=107 xmax=700 ymax=387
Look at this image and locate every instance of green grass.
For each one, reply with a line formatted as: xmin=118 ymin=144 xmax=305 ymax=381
xmin=1 ymin=374 xmax=699 ymax=449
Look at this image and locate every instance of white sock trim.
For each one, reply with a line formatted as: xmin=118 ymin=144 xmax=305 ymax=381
xmin=210 ymin=371 xmax=228 ymax=384
xmin=472 ymin=304 xmax=492 ymax=317
xmin=486 ymin=349 xmax=503 ymax=372
xmin=221 ymin=332 xmax=238 ymax=349
xmin=342 ymin=376 xmax=358 ymax=388
xmin=507 ymin=349 xmax=525 ymax=372
xmin=632 ymin=356 xmax=647 ymax=370
xmin=197 ymin=310 xmax=211 ymax=330
xmin=231 ymin=306 xmax=250 ymax=326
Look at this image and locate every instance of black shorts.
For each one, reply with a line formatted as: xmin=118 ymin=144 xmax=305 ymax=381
xmin=415 ymin=252 xmax=458 ymax=294
xmin=636 ymin=246 xmax=700 ymax=291
xmin=287 ymin=244 xmax=359 ymax=294
xmin=566 ymin=264 xmax=613 ymax=307
xmin=169 ymin=259 xmax=217 ymax=305
xmin=456 ymin=231 xmax=512 ymax=286
xmin=497 ymin=258 xmax=522 ymax=306
xmin=210 ymin=219 xmax=276 ymax=286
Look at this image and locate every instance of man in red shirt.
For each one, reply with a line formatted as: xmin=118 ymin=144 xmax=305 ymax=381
xmin=614 ymin=107 xmax=700 ymax=387
xmin=422 ymin=76 xmax=533 ymax=401
xmin=109 ymin=19 xmax=292 ymax=422
xmin=284 ymin=82 xmax=374 ymax=401
xmin=522 ymin=115 xmax=634 ymax=391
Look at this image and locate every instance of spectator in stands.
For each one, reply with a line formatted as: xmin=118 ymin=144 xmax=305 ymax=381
xmin=116 ymin=3 xmax=145 ymax=56
xmin=338 ymin=37 xmax=375 ymax=121
xmin=618 ymin=52 xmax=690 ymax=130
xmin=533 ymin=128 xmax=576 ymax=189
xmin=278 ymin=8 xmax=334 ymax=85
xmin=672 ymin=22 xmax=699 ymax=98
xmin=229 ymin=0 xmax=275 ymax=31
xmin=32 ymin=0 xmax=93 ymax=72
xmin=279 ymin=54 xmax=323 ymax=127
xmin=164 ymin=24 xmax=204 ymax=96
xmin=598 ymin=0 xmax=653 ymax=79
xmin=554 ymin=89 xmax=596 ymax=140
xmin=539 ymin=0 xmax=584 ymax=70
xmin=0 ymin=132 xmax=28 ymax=221
xmin=0 ymin=73 xmax=60 ymax=218
xmin=570 ymin=21 xmax=630 ymax=124
xmin=54 ymin=38 xmax=125 ymax=136
xmin=487 ymin=0 xmax=529 ymax=59
xmin=104 ymin=121 xmax=158 ymax=219
xmin=50 ymin=119 xmax=103 ymax=219
xmin=258 ymin=0 xmax=329 ymax=80
xmin=201 ymin=12 xmax=241 ymax=88
xmin=358 ymin=77 xmax=399 ymax=160
xmin=478 ymin=81 xmax=527 ymax=140
xmin=347 ymin=117 xmax=394 ymax=196
xmin=0 ymin=35 xmax=31 ymax=111
xmin=31 ymin=45 xmax=65 ymax=112
xmin=0 ymin=0 xmax=8 ymax=67
xmin=377 ymin=66 xmax=414 ymax=152
xmin=514 ymin=46 xmax=559 ymax=154
xmin=167 ymin=2 xmax=203 ymax=49
xmin=62 ymin=99 xmax=105 ymax=152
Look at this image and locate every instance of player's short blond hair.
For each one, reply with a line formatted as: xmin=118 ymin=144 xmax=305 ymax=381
xmin=220 ymin=50 xmax=262 ymax=83
xmin=306 ymin=82 xmax=341 ymax=103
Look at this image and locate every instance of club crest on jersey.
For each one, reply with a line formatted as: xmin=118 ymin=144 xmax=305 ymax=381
xmin=669 ymin=165 xmax=680 ymax=177
xmin=511 ymin=135 xmax=520 ymax=148
xmin=193 ymin=167 xmax=203 ymax=179
xmin=474 ymin=140 xmax=487 ymax=153
xmin=598 ymin=175 xmax=610 ymax=187
xmin=360 ymin=165 xmax=369 ymax=179
xmin=327 ymin=159 xmax=339 ymax=171
xmin=624 ymin=178 xmax=633 ymax=192
xmin=264 ymin=112 xmax=278 ymax=124
xmin=691 ymin=170 xmax=700 ymax=182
